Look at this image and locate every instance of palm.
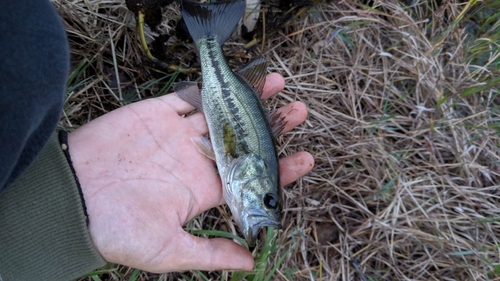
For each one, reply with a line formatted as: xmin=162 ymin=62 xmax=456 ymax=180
xmin=68 ymin=74 xmax=313 ymax=272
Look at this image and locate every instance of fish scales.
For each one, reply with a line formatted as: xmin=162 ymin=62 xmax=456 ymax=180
xmin=179 ymin=0 xmax=282 ymax=246
xmin=198 ymin=39 xmax=277 ymax=178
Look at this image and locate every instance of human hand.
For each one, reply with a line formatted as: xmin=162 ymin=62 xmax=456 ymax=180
xmin=68 ymin=73 xmax=314 ymax=273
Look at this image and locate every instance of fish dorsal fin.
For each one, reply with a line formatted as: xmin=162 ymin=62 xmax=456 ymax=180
xmin=267 ymin=109 xmax=287 ymax=138
xmin=236 ymin=56 xmax=267 ymax=98
xmin=173 ymin=81 xmax=203 ymax=112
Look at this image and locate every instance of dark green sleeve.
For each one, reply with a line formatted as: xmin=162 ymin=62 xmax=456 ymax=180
xmin=0 ymin=133 xmax=106 ymax=281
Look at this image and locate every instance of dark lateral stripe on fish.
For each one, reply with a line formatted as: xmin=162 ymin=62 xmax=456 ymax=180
xmin=205 ymin=40 xmax=247 ymax=141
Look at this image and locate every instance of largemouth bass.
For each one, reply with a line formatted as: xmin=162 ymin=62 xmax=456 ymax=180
xmin=176 ymin=0 xmax=285 ymax=246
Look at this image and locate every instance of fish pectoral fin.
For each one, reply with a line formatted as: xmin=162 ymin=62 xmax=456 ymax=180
xmin=267 ymin=109 xmax=287 ymax=138
xmin=190 ymin=136 xmax=215 ymax=160
xmin=236 ymin=56 xmax=267 ymax=98
xmin=174 ymin=81 xmax=203 ymax=112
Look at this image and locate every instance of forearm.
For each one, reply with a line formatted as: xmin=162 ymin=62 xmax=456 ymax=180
xmin=0 ymin=133 xmax=106 ymax=281
xmin=0 ymin=0 xmax=68 ymax=191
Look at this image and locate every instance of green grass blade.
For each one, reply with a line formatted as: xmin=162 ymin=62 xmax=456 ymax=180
xmin=191 ymin=229 xmax=249 ymax=250
xmin=127 ymin=269 xmax=141 ymax=281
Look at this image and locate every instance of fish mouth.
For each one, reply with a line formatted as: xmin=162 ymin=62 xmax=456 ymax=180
xmin=246 ymin=222 xmax=281 ymax=247
xmin=245 ymin=209 xmax=281 ymax=247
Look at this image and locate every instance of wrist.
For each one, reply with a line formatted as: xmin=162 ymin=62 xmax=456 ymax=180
xmin=58 ymin=130 xmax=90 ymax=224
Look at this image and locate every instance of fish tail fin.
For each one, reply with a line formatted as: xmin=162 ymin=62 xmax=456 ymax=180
xmin=181 ymin=0 xmax=246 ymax=46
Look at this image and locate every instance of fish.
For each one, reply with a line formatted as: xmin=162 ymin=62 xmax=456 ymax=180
xmin=175 ymin=0 xmax=286 ymax=246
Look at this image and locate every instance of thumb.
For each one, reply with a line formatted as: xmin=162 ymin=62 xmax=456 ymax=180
xmin=164 ymin=232 xmax=255 ymax=272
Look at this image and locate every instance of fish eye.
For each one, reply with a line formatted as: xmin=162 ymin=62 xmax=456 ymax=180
xmin=263 ymin=193 xmax=278 ymax=209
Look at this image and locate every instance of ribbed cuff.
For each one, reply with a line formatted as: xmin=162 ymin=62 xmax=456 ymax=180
xmin=0 ymin=133 xmax=106 ymax=281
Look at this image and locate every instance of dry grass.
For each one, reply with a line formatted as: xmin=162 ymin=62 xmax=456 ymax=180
xmin=53 ymin=0 xmax=500 ymax=280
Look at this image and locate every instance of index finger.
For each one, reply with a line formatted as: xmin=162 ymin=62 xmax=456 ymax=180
xmin=261 ymin=73 xmax=285 ymax=100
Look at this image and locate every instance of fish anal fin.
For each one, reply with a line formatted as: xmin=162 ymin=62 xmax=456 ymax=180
xmin=191 ymin=136 xmax=215 ymax=160
xmin=267 ymin=110 xmax=287 ymax=138
xmin=236 ymin=56 xmax=267 ymax=98
xmin=174 ymin=81 xmax=203 ymax=112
